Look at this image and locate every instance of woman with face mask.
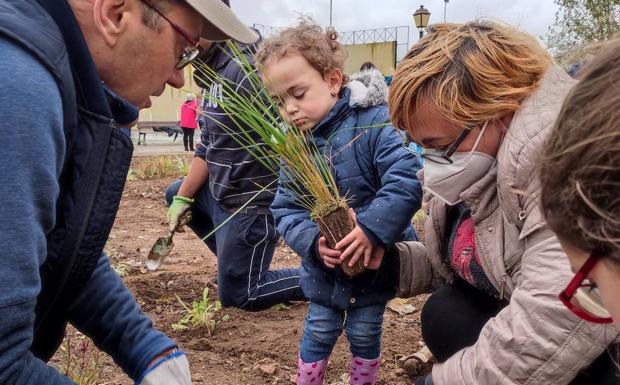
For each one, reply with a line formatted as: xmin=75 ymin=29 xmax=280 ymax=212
xmin=385 ymin=21 xmax=619 ymax=385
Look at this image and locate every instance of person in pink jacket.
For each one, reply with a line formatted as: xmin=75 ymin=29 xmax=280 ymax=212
xmin=180 ymin=93 xmax=198 ymax=151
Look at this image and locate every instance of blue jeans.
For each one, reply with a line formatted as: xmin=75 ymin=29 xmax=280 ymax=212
xmin=300 ymin=301 xmax=386 ymax=362
xmin=166 ymin=179 xmax=305 ymax=311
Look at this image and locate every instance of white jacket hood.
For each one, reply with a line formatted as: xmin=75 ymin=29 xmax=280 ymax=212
xmin=346 ymin=68 xmax=388 ymax=108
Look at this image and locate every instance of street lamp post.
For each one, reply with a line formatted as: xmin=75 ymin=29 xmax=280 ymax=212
xmin=413 ymin=5 xmax=431 ymax=39
xmin=444 ymin=0 xmax=449 ymax=23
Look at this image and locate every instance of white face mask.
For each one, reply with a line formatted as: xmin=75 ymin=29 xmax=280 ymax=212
xmin=423 ymin=122 xmax=496 ymax=206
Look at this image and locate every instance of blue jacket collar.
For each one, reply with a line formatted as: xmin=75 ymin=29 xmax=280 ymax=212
xmin=102 ymin=84 xmax=139 ymax=126
xmin=312 ymin=87 xmax=352 ymax=137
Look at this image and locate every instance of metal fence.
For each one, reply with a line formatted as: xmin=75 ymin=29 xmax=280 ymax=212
xmin=253 ymin=23 xmax=283 ymax=39
xmin=253 ymin=24 xmax=410 ymax=62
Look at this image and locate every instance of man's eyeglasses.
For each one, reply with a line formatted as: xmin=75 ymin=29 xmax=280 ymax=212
xmin=140 ymin=0 xmax=201 ymax=69
xmin=559 ymin=251 xmax=613 ymax=324
xmin=420 ymin=126 xmax=473 ymax=165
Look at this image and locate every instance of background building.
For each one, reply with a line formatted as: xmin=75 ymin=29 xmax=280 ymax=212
xmin=139 ymin=25 xmax=407 ymax=123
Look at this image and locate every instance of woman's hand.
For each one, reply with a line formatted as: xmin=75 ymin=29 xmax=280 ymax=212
xmin=366 ymin=245 xmax=385 ymax=270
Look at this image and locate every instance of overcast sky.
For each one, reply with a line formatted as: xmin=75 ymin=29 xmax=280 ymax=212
xmin=231 ymin=0 xmax=559 ymax=53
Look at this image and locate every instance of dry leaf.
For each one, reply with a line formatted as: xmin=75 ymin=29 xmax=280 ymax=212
xmin=387 ymin=298 xmax=417 ymax=315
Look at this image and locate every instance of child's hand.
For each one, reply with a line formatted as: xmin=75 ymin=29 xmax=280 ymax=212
xmin=335 ymin=208 xmax=374 ymax=268
xmin=317 ymin=236 xmax=342 ymax=269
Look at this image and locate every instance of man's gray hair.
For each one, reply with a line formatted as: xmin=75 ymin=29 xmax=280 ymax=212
xmin=139 ymin=0 xmax=171 ymax=30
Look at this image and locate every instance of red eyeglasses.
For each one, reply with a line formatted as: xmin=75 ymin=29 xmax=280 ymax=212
xmin=559 ymin=251 xmax=613 ymax=324
xmin=140 ymin=0 xmax=201 ymax=69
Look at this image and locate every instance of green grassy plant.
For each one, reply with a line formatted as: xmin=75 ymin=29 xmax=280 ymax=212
xmin=126 ymin=168 xmax=137 ymax=181
xmin=192 ymin=42 xmax=392 ymax=276
xmin=171 ymin=288 xmax=226 ymax=335
xmin=135 ymin=156 xmax=175 ymax=179
xmin=130 ymin=156 xmax=191 ymax=180
xmin=271 ymin=303 xmax=289 ymax=311
xmin=112 ymin=262 xmax=130 ymax=278
xmin=175 ymin=156 xmax=191 ymax=177
xmin=193 ymin=42 xmax=347 ymax=220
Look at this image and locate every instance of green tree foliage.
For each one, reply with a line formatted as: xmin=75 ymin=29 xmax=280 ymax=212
xmin=545 ymin=0 xmax=620 ymax=66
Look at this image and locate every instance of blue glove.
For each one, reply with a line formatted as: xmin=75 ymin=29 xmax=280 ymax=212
xmin=135 ymin=351 xmax=191 ymax=385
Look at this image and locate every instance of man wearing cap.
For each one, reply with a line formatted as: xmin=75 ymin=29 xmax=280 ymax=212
xmin=0 ymin=0 xmax=255 ymax=384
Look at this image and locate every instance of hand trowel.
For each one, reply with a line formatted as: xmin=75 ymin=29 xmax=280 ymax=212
xmin=145 ymin=211 xmax=192 ymax=271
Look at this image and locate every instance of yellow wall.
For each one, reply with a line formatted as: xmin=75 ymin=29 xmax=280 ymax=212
xmin=138 ymin=66 xmax=202 ymax=123
xmin=344 ymin=41 xmax=397 ymax=76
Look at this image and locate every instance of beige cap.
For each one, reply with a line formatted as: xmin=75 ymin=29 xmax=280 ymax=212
xmin=184 ymin=0 xmax=258 ymax=44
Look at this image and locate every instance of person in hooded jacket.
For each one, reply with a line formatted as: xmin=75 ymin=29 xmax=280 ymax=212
xmin=256 ymin=19 xmax=423 ymax=385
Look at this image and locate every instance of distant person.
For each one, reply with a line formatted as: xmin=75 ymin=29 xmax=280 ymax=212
xmin=541 ymin=40 xmax=620 ymax=330
xmin=257 ymin=20 xmax=423 ymax=385
xmin=0 ymin=0 xmax=258 ymax=383
xmin=180 ymin=93 xmax=198 ymax=151
xmin=360 ymin=61 xmax=377 ymax=71
xmin=165 ymin=7 xmax=305 ymax=312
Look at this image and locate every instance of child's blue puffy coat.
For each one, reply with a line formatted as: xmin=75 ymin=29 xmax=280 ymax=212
xmin=271 ymin=72 xmax=423 ymax=311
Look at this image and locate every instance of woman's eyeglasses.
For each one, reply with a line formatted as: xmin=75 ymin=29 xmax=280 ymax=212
xmin=140 ymin=0 xmax=201 ymax=69
xmin=559 ymin=251 xmax=613 ymax=324
xmin=420 ymin=126 xmax=473 ymax=165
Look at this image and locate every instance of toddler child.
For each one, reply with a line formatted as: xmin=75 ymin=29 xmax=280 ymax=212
xmin=256 ymin=20 xmax=423 ymax=385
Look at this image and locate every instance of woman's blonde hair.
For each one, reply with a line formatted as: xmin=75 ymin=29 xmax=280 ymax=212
xmin=389 ymin=21 xmax=552 ymax=133
xmin=255 ymin=18 xmax=348 ymax=84
xmin=541 ymin=38 xmax=620 ymax=261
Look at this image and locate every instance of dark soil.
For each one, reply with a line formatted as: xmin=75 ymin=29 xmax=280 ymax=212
xmin=51 ymin=172 xmax=428 ymax=385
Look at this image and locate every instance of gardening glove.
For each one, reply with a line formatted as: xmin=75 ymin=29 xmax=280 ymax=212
xmin=167 ymin=195 xmax=193 ymax=232
xmin=136 ymin=351 xmax=192 ymax=385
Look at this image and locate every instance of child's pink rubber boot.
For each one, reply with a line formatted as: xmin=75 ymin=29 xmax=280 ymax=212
xmin=349 ymin=356 xmax=380 ymax=385
xmin=296 ymin=355 xmax=327 ymax=385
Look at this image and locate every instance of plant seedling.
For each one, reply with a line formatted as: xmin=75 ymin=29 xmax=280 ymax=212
xmin=172 ymin=288 xmax=224 ymax=335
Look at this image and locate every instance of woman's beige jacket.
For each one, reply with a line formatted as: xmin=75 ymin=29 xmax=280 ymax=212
xmin=396 ymin=66 xmax=618 ymax=385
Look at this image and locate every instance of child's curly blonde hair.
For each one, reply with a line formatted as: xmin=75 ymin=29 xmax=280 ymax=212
xmin=255 ymin=18 xmax=349 ymax=84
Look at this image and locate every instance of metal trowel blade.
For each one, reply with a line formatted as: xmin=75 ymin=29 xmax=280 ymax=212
xmin=146 ymin=236 xmax=173 ymax=271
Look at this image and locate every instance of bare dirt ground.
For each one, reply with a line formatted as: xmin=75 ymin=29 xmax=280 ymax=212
xmin=52 ymin=154 xmax=428 ymax=385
